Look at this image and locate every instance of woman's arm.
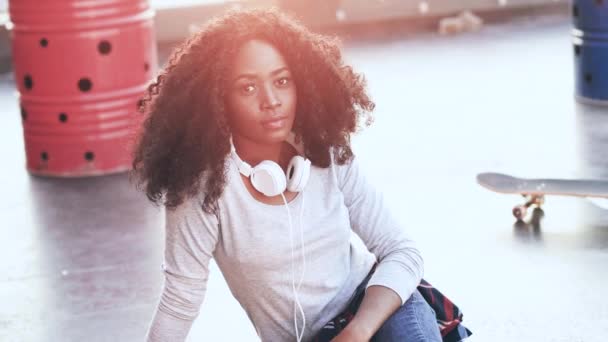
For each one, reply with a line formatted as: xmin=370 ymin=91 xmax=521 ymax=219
xmin=333 ymin=151 xmax=424 ymax=338
xmin=332 ymin=285 xmax=401 ymax=341
xmin=145 ymin=195 xmax=220 ymax=342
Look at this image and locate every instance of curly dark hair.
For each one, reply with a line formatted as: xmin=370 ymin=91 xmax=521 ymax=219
xmin=129 ymin=7 xmax=375 ymax=215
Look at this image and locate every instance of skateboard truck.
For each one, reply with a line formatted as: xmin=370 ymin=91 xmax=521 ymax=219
xmin=512 ymin=194 xmax=545 ymax=220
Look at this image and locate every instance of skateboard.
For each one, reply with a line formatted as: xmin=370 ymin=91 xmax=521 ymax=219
xmin=476 ymin=172 xmax=608 ymax=220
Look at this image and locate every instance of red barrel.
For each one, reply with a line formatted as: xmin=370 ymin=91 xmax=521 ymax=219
xmin=8 ymin=0 xmax=158 ymax=177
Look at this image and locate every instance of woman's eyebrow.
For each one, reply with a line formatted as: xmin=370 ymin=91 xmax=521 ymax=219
xmin=233 ymin=66 xmax=289 ymax=83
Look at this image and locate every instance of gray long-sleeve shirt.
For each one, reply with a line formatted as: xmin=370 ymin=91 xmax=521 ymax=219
xmin=145 ymin=150 xmax=424 ymax=341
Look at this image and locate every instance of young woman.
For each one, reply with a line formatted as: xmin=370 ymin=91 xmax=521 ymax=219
xmin=131 ymin=7 xmax=470 ymax=342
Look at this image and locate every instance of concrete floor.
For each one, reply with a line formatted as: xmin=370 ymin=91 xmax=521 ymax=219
xmin=1 ymin=10 xmax=608 ymax=342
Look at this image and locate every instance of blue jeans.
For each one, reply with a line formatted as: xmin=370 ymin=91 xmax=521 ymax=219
xmin=371 ymin=290 xmax=443 ymax=342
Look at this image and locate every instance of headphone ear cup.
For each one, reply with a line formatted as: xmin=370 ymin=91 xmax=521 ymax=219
xmin=251 ymin=160 xmax=287 ymax=197
xmin=286 ymin=156 xmax=311 ymax=193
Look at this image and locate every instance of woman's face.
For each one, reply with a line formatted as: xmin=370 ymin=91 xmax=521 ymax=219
xmin=225 ymin=39 xmax=297 ymax=145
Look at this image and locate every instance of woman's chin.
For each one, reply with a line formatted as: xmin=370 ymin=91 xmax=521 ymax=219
xmin=266 ymin=131 xmax=291 ymax=143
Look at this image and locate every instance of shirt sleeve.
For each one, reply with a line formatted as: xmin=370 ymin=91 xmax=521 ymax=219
xmin=334 ymin=151 xmax=423 ymax=305
xmin=145 ymin=194 xmax=220 ymax=341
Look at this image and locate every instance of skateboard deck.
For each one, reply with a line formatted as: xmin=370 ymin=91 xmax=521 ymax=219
xmin=476 ymin=172 xmax=608 ymax=219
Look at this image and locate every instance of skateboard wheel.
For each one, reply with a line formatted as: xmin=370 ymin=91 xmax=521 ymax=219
xmin=513 ymin=205 xmax=527 ymax=220
xmin=534 ymin=195 xmax=545 ymax=206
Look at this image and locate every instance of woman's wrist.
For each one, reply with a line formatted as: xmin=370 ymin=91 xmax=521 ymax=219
xmin=344 ymin=318 xmax=374 ymax=341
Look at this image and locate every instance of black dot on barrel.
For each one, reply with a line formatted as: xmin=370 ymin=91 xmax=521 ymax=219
xmin=40 ymin=38 xmax=48 ymax=47
xmin=585 ymin=73 xmax=592 ymax=84
xmin=41 ymin=152 xmax=48 ymax=161
xmin=573 ymin=5 xmax=579 ymax=17
xmin=20 ymin=106 xmax=27 ymax=121
xmin=596 ymin=0 xmax=604 ymax=6
xmin=59 ymin=113 xmax=68 ymax=123
xmin=98 ymin=40 xmax=112 ymax=55
xmin=144 ymin=62 xmax=149 ymax=71
xmin=85 ymin=151 xmax=95 ymax=161
xmin=24 ymin=74 xmax=33 ymax=90
xmin=78 ymin=78 xmax=92 ymax=92
xmin=574 ymin=45 xmax=581 ymax=56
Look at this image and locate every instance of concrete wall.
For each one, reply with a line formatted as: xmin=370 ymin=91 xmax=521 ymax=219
xmin=0 ymin=0 xmax=570 ymax=73
xmin=153 ymin=0 xmax=571 ymax=42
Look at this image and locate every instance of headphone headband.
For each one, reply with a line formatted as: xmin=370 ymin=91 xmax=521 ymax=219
xmin=230 ymin=131 xmax=305 ymax=177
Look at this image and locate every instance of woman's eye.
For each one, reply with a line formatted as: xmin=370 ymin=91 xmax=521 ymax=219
xmin=241 ymin=84 xmax=255 ymax=93
xmin=276 ymin=77 xmax=290 ymax=86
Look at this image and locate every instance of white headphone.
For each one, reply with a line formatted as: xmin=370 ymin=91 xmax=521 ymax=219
xmin=230 ymin=131 xmax=311 ymax=197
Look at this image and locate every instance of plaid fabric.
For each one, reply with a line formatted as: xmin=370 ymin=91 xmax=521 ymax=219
xmin=417 ymin=279 xmax=472 ymax=341
xmin=313 ymin=264 xmax=472 ymax=342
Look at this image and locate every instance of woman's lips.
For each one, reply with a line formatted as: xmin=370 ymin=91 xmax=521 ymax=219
xmin=261 ymin=116 xmax=287 ymax=129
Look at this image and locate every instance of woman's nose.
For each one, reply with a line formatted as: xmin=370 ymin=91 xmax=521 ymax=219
xmin=260 ymin=84 xmax=281 ymax=110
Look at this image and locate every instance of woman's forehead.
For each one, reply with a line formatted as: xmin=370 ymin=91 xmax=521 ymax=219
xmin=229 ymin=39 xmax=290 ymax=79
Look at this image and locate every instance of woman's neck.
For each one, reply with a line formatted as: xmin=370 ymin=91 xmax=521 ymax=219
xmin=232 ymin=135 xmax=291 ymax=171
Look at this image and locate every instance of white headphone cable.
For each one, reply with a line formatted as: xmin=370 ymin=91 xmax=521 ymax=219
xmin=297 ymin=192 xmax=306 ymax=292
xmin=281 ymin=193 xmax=306 ymax=342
